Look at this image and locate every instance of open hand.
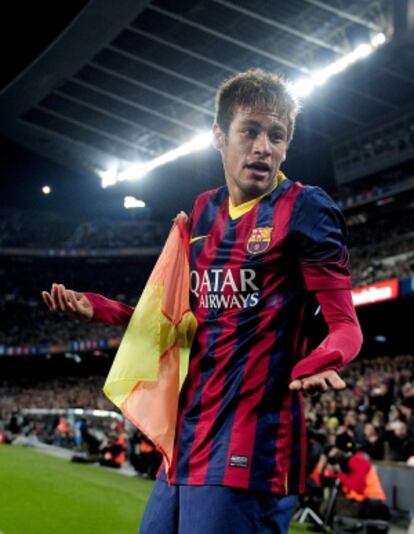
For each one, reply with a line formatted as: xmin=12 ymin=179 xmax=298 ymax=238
xmin=42 ymin=283 xmax=93 ymax=322
xmin=289 ymin=370 xmax=346 ymax=394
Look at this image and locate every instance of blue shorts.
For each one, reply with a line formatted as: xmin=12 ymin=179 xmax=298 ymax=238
xmin=139 ymin=479 xmax=298 ymax=534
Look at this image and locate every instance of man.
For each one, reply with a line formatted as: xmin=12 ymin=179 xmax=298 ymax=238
xmin=327 ymin=443 xmax=389 ymax=521
xmin=43 ymin=69 xmax=363 ymax=533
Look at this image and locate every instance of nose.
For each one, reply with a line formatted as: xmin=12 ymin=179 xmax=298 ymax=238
xmin=253 ymin=131 xmax=271 ymax=156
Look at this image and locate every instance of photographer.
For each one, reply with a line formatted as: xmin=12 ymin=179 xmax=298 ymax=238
xmin=327 ymin=439 xmax=389 ymax=521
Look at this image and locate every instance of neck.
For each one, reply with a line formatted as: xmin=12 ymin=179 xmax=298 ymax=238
xmin=227 ymin=175 xmax=282 ymax=206
xmin=228 ymin=188 xmax=260 ymax=206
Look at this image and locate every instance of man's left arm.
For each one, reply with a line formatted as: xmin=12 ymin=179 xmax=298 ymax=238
xmin=289 ymin=186 xmax=363 ymax=393
xmin=289 ymin=288 xmax=362 ymax=392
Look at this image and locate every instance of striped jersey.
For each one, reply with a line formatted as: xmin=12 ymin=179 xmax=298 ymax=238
xmin=161 ymin=176 xmax=351 ymax=495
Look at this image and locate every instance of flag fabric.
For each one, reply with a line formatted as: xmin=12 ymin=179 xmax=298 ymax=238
xmin=103 ymin=212 xmax=197 ymax=471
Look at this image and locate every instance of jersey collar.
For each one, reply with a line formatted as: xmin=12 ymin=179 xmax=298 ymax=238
xmin=228 ymin=171 xmax=286 ymax=220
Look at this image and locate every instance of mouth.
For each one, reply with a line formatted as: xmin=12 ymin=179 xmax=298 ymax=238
xmin=244 ymin=161 xmax=271 ymax=178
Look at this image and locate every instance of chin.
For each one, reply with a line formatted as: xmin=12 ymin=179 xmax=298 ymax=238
xmin=246 ymin=180 xmax=272 ymax=194
xmin=242 ymin=185 xmax=267 ymax=200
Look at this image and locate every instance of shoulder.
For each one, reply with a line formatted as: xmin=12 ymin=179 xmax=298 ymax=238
xmin=291 ymin=183 xmax=346 ymax=232
xmin=276 ymin=179 xmax=340 ymax=217
xmin=194 ymin=186 xmax=227 ymax=204
xmin=189 ymin=186 xmax=227 ymax=233
xmin=192 ymin=186 xmax=227 ymax=213
xmin=295 ymin=184 xmax=340 ymax=212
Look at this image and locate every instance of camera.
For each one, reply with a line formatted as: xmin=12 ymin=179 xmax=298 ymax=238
xmin=327 ymin=456 xmax=339 ymax=465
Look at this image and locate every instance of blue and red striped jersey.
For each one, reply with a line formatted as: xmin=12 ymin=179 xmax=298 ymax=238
xmin=163 ymin=177 xmax=351 ymax=495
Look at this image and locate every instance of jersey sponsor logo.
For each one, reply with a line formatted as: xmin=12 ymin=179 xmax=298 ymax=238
xmin=229 ymin=455 xmax=249 ymax=468
xmin=190 ymin=268 xmax=260 ymax=309
xmin=247 ymin=226 xmax=272 ymax=254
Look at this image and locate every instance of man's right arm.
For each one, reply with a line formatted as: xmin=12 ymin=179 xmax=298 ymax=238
xmin=84 ymin=292 xmax=134 ymax=326
xmin=42 ymin=283 xmax=134 ymax=326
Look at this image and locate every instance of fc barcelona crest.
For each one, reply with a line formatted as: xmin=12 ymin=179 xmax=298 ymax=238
xmin=247 ymin=227 xmax=273 ymax=254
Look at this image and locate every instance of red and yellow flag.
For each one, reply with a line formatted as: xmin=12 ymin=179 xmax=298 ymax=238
xmin=103 ymin=212 xmax=197 ymax=471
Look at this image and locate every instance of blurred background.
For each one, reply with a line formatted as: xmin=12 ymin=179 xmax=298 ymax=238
xmin=0 ymin=1 xmax=413 ymax=533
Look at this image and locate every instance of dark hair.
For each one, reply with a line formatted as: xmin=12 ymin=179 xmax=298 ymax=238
xmin=215 ymin=69 xmax=299 ymax=143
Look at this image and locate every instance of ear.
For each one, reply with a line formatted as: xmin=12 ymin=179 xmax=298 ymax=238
xmin=212 ymin=123 xmax=225 ymax=150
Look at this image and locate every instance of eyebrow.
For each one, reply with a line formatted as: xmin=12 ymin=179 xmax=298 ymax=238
xmin=239 ymin=119 xmax=287 ymax=134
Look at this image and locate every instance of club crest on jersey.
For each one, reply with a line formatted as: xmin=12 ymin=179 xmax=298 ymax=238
xmin=247 ymin=227 xmax=272 ymax=254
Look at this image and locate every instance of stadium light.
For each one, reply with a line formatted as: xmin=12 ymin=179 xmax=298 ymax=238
xmin=116 ymin=131 xmax=213 ymax=183
xmin=124 ymin=196 xmax=146 ymax=209
xmin=42 ymin=185 xmax=51 ymax=195
xmin=308 ymin=41 xmax=379 ymax=88
xmin=100 ymin=33 xmax=386 ymax=187
xmin=292 ymin=78 xmax=315 ymax=97
xmin=371 ymin=32 xmax=386 ymax=47
xmin=99 ymin=162 xmax=119 ymax=189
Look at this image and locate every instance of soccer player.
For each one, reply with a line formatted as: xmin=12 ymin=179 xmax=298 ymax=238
xmin=43 ymin=69 xmax=363 ymax=533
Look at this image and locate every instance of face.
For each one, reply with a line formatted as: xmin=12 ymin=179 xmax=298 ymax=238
xmin=214 ymin=106 xmax=288 ymax=205
xmin=345 ymin=411 xmax=356 ymax=427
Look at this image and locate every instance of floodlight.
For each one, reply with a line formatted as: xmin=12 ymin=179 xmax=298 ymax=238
xmin=291 ymin=78 xmax=315 ymax=97
xmin=117 ymin=131 xmax=213 ymax=183
xmin=371 ymin=32 xmax=386 ymax=47
xmin=124 ymin=196 xmax=146 ymax=209
xmin=98 ymin=163 xmax=119 ymax=189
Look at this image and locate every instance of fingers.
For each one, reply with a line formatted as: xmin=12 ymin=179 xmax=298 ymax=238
xmin=43 ymin=284 xmax=75 ymax=314
xmin=42 ymin=284 xmax=93 ymax=321
xmin=65 ymin=290 xmax=78 ymax=313
xmin=326 ymin=372 xmax=346 ymax=390
xmin=51 ymin=283 xmax=60 ymax=310
xmin=303 ymin=376 xmax=329 ymax=394
xmin=289 ymin=380 xmax=301 ymax=391
xmin=56 ymin=284 xmax=69 ymax=312
xmin=289 ymin=370 xmax=346 ymax=394
xmin=289 ymin=376 xmax=328 ymax=393
xmin=42 ymin=291 xmax=55 ymax=312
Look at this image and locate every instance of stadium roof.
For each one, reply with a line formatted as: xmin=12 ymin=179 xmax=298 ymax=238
xmin=1 ymin=0 xmax=413 ymax=188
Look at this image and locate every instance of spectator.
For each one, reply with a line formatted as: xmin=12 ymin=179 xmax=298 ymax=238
xmin=385 ymin=421 xmax=414 ymax=462
xmin=361 ymin=423 xmax=385 ymax=461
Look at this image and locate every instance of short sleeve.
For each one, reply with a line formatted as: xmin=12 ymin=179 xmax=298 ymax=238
xmin=292 ymin=186 xmax=351 ymax=291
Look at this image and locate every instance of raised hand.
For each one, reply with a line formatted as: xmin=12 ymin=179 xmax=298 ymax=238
xmin=42 ymin=283 xmax=94 ymax=322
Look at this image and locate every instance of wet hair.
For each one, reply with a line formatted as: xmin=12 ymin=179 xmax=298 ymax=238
xmin=215 ymin=69 xmax=300 ymax=143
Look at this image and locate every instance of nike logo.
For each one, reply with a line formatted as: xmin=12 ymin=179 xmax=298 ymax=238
xmin=190 ymin=235 xmax=209 ymax=244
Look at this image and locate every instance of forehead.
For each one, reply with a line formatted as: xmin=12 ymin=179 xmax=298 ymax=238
xmin=231 ymin=106 xmax=287 ymax=129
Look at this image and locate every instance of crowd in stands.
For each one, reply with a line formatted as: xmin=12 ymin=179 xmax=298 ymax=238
xmin=0 ymin=258 xmax=152 ymax=347
xmin=0 ymin=209 xmax=166 ymax=249
xmin=304 ymin=354 xmax=414 ymax=464
xmin=351 ymin=252 xmax=414 ymax=287
xmin=0 ymin=209 xmax=75 ymax=248
xmin=333 ymin=114 xmax=414 ymax=177
xmin=349 ymin=208 xmax=414 ymax=286
xmin=335 ymin=172 xmax=414 ymax=211
xmin=65 ymin=219 xmax=165 ymax=249
xmin=0 ymin=376 xmax=113 ymax=415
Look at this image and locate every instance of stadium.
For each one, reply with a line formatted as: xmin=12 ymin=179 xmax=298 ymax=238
xmin=1 ymin=1 xmax=413 ymax=533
